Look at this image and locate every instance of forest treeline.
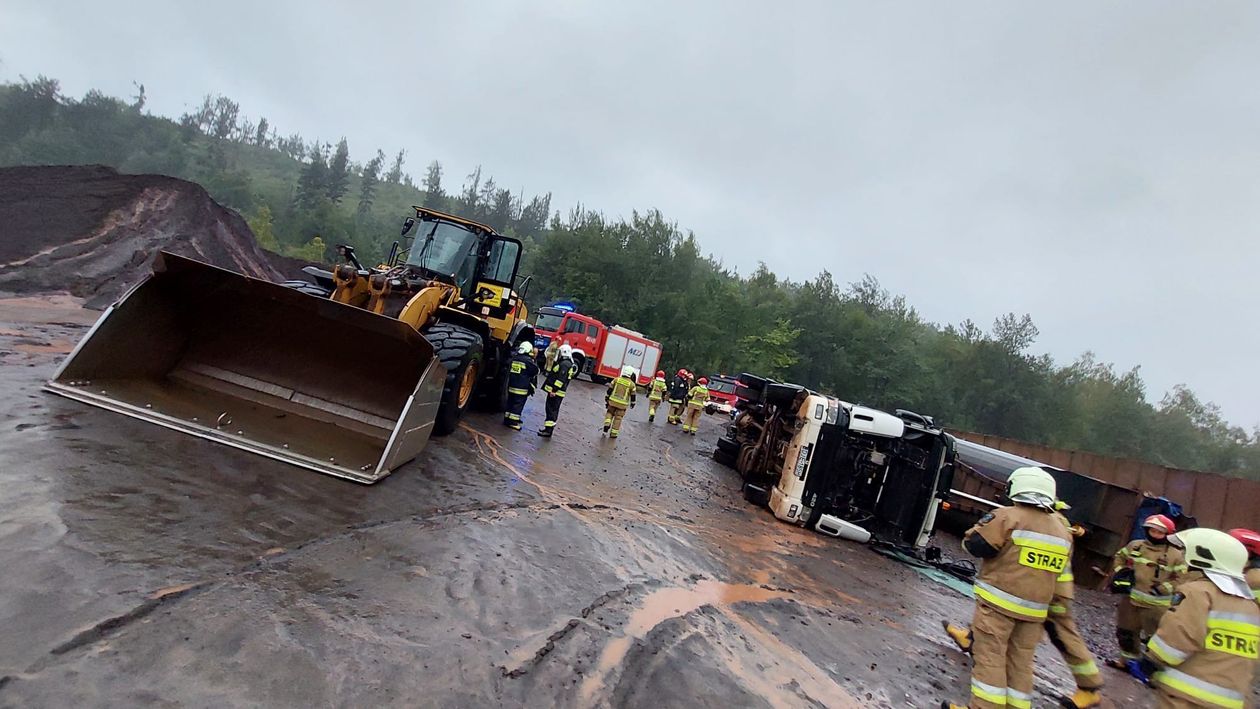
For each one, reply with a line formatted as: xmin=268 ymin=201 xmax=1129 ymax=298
xmin=2 ymin=75 xmax=1257 ymax=479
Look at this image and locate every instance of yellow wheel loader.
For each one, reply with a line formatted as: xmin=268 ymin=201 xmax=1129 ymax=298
xmin=46 ymin=207 xmax=534 ymax=483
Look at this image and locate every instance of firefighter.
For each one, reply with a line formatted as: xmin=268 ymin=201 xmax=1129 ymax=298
xmin=1107 ymin=514 xmax=1187 ymax=673
xmin=941 ymin=466 xmax=1072 ymax=709
xmin=1133 ymin=527 xmax=1259 ymax=709
xmin=666 ymin=369 xmax=690 ymax=425
xmin=537 ymin=344 xmax=579 ymax=438
xmin=647 ymin=370 xmax=668 ymax=422
xmin=502 ymin=341 xmax=538 ymax=430
xmin=681 ymin=376 xmax=710 ymax=435
xmin=943 ymin=501 xmax=1104 ymax=708
xmin=542 ymin=339 xmax=560 ymax=373
xmin=602 ymin=365 xmax=637 ymax=439
xmin=1226 ymin=528 xmax=1260 ymax=600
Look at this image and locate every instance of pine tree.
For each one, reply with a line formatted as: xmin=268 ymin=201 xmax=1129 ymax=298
xmin=384 ymin=149 xmax=406 ymax=184
xmin=326 ymin=138 xmax=351 ymax=203
xmin=422 ymin=160 xmax=446 ymax=207
xmin=357 ymin=149 xmax=385 ymax=217
xmin=295 ymin=141 xmax=329 ymax=210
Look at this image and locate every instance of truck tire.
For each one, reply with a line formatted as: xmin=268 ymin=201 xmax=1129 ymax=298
xmin=425 ymin=323 xmax=485 ymax=436
xmin=713 ymin=436 xmax=739 ymax=468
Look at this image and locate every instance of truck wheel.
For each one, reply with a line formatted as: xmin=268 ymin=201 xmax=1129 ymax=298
xmin=714 ymin=436 xmax=739 ymax=468
xmin=425 ymin=323 xmax=485 ymax=436
xmin=713 ymin=446 xmax=736 ymax=468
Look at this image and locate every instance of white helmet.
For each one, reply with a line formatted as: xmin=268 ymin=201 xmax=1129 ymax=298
xmin=1177 ymin=528 xmax=1249 ymax=578
xmin=1007 ymin=466 xmax=1057 ymax=501
xmin=559 ymin=344 xmax=573 ymax=358
xmin=517 ymin=341 xmax=534 ymax=355
xmin=621 ymin=365 xmax=636 ymax=379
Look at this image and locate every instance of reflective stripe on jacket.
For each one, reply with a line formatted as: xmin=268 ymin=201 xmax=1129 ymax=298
xmin=649 ymin=378 xmax=668 ymax=401
xmin=964 ymin=504 xmax=1072 ymax=622
xmin=607 ymin=376 xmax=636 ymax=407
xmin=1115 ymin=539 xmax=1186 ymax=608
xmin=1146 ymin=576 xmax=1260 ymax=709
xmin=543 ymin=357 xmax=579 ymax=397
xmin=507 ymin=354 xmax=538 ymax=396
xmin=686 ymin=385 xmax=709 ymax=408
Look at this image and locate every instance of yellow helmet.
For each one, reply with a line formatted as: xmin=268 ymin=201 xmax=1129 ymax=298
xmin=1007 ymin=466 xmax=1056 ymax=500
xmin=1176 ymin=528 xmax=1249 ymax=578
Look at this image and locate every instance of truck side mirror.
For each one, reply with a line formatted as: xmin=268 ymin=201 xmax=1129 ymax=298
xmin=400 ymin=217 xmax=415 ymax=237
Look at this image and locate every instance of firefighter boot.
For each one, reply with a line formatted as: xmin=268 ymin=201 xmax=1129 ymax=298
xmin=942 ymin=621 xmax=973 ymax=654
xmin=940 ymin=702 xmax=967 ymax=709
xmin=1060 ymin=689 xmax=1102 ymax=709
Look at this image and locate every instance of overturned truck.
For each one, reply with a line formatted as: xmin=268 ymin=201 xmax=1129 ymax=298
xmin=714 ymin=374 xmax=956 ymax=549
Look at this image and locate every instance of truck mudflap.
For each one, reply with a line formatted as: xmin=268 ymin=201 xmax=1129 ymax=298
xmin=45 ymin=252 xmax=445 ymax=484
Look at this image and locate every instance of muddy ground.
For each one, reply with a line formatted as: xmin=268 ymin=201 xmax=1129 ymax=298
xmin=0 ymin=296 xmax=1164 ymax=708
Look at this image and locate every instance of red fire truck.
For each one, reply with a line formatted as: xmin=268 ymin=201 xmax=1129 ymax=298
xmin=704 ymin=374 xmax=740 ymax=418
xmin=532 ymin=305 xmax=662 ymax=386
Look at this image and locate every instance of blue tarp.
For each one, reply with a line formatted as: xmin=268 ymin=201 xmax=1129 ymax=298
xmin=1131 ymin=497 xmax=1196 ymax=540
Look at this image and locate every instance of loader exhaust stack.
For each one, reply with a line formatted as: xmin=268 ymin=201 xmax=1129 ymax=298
xmin=45 ymin=252 xmax=445 ymax=483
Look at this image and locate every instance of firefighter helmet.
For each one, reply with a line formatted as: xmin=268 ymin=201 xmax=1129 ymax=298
xmin=1143 ymin=514 xmax=1176 ymax=534
xmin=1177 ymin=528 xmax=1249 ymax=578
xmin=698 ymin=377 xmax=709 ymax=385
xmin=517 ymin=341 xmax=534 ymax=355
xmin=1006 ymin=466 xmax=1057 ymax=501
xmin=1228 ymin=528 xmax=1260 ymax=557
xmin=676 ymin=368 xmax=687 ymax=377
xmin=656 ymin=370 xmax=665 ymax=379
xmin=621 ymin=365 xmax=635 ymax=378
xmin=558 ymin=344 xmax=573 ymax=358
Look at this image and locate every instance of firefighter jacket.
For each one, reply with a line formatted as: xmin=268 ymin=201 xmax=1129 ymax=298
xmin=1146 ymin=572 xmax=1260 ymax=709
xmin=648 ymin=377 xmax=668 ymax=402
xmin=1247 ymin=566 xmax=1260 ymax=602
xmin=543 ymin=356 xmax=579 ymax=397
xmin=964 ymin=504 xmax=1073 ymax=622
xmin=506 ymin=353 xmax=539 ymax=397
xmin=667 ymin=376 xmax=690 ymax=403
xmin=605 ymin=375 xmax=636 ymax=408
xmin=686 ymin=385 xmax=710 ymax=409
xmin=1050 ymin=511 xmax=1078 ymax=609
xmin=1114 ymin=539 xmax=1187 ymax=608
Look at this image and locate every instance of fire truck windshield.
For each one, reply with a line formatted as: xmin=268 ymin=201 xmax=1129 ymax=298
xmin=534 ymin=309 xmax=566 ymax=332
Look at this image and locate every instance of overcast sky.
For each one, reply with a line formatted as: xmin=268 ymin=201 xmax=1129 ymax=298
xmin=3 ymin=1 xmax=1258 ymax=427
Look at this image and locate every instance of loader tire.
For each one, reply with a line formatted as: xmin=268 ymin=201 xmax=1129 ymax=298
xmin=425 ymin=323 xmax=485 ymax=436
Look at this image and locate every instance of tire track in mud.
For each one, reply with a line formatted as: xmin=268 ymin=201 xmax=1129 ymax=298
xmin=466 ymin=420 xmax=866 ymax=704
xmin=6 ymin=497 xmax=591 ymax=684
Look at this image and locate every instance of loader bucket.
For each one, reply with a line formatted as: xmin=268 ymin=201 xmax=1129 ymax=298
xmin=45 ymin=252 xmax=445 ymax=484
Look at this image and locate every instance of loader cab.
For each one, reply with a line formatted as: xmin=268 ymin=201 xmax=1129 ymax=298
xmin=400 ymin=208 xmax=524 ymax=330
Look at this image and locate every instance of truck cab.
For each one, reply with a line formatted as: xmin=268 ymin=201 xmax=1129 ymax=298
xmin=705 ymin=375 xmax=740 ymax=419
xmin=714 ymin=374 xmax=956 ymax=550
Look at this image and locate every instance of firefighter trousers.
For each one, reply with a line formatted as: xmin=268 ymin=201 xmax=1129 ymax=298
xmin=648 ymin=397 xmax=662 ymax=420
xmin=543 ymin=394 xmax=563 ymax=429
xmin=970 ymin=601 xmax=1041 ymax=709
xmin=503 ymin=392 xmax=528 ymax=429
xmin=1116 ymin=598 xmax=1165 ymax=660
xmin=667 ymin=400 xmax=684 ymax=424
xmin=604 ymin=403 xmax=627 ymax=437
xmin=682 ymin=405 xmax=702 ymax=433
xmin=1045 ymin=603 xmax=1103 ymax=690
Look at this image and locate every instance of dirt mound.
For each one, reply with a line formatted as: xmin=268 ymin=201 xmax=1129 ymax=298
xmin=0 ymin=165 xmax=285 ymax=307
